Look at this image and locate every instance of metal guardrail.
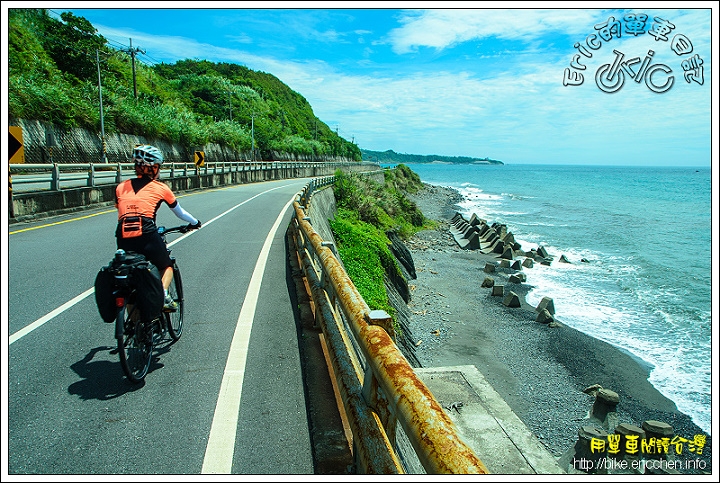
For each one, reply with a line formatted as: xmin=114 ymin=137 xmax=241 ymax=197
xmin=8 ymin=161 xmax=352 ymax=192
xmin=290 ymin=178 xmax=489 ymax=474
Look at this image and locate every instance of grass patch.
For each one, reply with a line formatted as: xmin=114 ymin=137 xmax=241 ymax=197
xmin=329 ymin=165 xmax=431 ymax=325
xmin=329 ymin=209 xmax=399 ymax=317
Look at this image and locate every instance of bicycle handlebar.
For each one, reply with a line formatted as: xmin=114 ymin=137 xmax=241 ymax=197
xmin=158 ymin=224 xmax=200 ymax=236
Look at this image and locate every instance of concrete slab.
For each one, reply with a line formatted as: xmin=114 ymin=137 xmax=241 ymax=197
xmin=415 ymin=365 xmax=566 ymax=475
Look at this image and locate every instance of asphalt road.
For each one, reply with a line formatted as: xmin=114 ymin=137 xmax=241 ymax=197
xmin=7 ymin=178 xmax=317 ymax=475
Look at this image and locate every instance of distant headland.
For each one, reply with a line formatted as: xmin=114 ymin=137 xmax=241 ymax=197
xmin=361 ymin=149 xmax=504 ymax=165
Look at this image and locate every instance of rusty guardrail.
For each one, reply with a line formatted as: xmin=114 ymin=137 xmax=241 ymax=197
xmin=290 ymin=177 xmax=489 ymax=474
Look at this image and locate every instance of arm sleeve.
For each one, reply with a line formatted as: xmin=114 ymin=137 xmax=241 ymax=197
xmin=170 ymin=202 xmax=199 ymax=225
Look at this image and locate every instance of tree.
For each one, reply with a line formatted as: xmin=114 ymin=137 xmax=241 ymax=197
xmin=42 ymin=11 xmax=107 ymax=81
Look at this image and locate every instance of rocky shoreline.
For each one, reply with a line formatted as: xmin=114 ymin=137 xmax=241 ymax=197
xmin=399 ymin=183 xmax=712 ymax=474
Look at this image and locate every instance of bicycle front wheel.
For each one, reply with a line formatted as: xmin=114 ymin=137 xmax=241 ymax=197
xmin=164 ymin=260 xmax=184 ymax=341
xmin=117 ymin=303 xmax=153 ymax=383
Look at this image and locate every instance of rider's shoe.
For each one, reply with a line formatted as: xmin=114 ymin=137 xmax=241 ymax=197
xmin=163 ymin=294 xmax=178 ymax=312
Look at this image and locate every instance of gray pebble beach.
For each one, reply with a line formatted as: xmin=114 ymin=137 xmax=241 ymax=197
xmin=401 ymin=182 xmax=712 ymax=474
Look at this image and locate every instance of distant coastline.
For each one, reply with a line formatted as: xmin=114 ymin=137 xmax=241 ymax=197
xmin=361 ymin=148 xmax=503 ymax=165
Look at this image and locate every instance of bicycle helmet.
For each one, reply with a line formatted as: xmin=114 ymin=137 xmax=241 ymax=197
xmin=132 ymin=144 xmax=164 ymax=178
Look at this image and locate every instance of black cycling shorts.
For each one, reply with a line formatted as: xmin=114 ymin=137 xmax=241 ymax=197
xmin=116 ymin=230 xmax=172 ymax=272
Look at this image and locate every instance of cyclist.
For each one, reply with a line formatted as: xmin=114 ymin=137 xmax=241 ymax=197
xmin=115 ymin=144 xmax=201 ymax=310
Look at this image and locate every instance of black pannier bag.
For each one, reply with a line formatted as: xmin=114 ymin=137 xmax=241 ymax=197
xmin=94 ymin=252 xmax=164 ymax=323
xmin=132 ymin=262 xmax=164 ymax=321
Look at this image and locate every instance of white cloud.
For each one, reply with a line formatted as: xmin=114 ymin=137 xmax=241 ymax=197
xmin=274 ymin=55 xmax=711 ymax=164
xmin=386 ymin=9 xmax=602 ymax=54
xmin=84 ymin=7 xmax=713 ymax=165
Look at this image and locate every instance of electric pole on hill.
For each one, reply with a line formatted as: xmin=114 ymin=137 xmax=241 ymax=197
xmin=122 ymin=38 xmax=145 ymax=99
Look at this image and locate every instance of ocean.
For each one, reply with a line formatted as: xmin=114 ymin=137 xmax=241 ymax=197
xmin=401 ymin=162 xmax=713 ymax=436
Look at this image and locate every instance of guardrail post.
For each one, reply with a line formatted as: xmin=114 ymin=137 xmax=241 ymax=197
xmin=362 ymin=310 xmax=399 ymax=447
xmin=321 ymin=241 xmax=338 ymax=259
xmin=367 ymin=310 xmax=395 ymax=340
xmin=51 ymin=163 xmax=60 ymax=191
xmin=362 ymin=367 xmax=398 ymax=447
xmin=88 ymin=163 xmax=95 ymax=187
xmin=116 ymin=163 xmax=123 ymax=183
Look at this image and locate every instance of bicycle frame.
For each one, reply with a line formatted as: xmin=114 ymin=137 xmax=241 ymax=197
xmin=110 ymin=224 xmax=191 ymax=382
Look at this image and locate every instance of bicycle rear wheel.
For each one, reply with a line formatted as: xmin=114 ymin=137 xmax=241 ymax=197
xmin=164 ymin=260 xmax=184 ymax=341
xmin=117 ymin=303 xmax=153 ymax=383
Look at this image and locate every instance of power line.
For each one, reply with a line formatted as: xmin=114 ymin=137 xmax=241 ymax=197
xmin=138 ymin=52 xmax=164 ymax=67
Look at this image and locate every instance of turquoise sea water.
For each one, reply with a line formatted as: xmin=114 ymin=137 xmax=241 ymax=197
xmin=402 ymin=163 xmax=713 ymax=435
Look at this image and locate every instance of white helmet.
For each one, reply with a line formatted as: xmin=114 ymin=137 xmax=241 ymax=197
xmin=132 ymin=145 xmax=164 ymax=178
xmin=132 ymin=144 xmax=164 ymax=165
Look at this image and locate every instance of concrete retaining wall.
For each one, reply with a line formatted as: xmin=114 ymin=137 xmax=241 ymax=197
xmin=10 ymin=118 xmax=355 ymax=165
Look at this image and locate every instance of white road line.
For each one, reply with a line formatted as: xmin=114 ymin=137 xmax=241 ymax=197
xmin=9 ymin=288 xmax=95 ymax=345
xmin=201 ymin=195 xmax=296 ymax=474
xmin=8 ymin=183 xmax=299 ymax=345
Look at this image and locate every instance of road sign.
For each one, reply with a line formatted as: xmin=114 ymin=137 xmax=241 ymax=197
xmin=194 ymin=151 xmax=205 ymax=167
xmin=9 ymin=126 xmax=24 ymax=164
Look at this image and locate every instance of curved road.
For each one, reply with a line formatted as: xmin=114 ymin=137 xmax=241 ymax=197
xmin=7 ymin=178 xmax=317 ymax=475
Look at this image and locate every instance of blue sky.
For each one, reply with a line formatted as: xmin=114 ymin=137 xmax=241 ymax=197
xmin=7 ymin=3 xmax=718 ymax=166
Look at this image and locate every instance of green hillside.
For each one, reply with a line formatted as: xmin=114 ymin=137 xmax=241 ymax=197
xmin=7 ymin=8 xmax=360 ymax=160
xmin=361 ymin=149 xmax=503 ymax=165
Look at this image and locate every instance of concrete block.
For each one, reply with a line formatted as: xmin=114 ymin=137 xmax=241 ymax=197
xmin=502 ymin=291 xmax=520 ymax=307
xmin=536 ymin=297 xmax=555 ymax=315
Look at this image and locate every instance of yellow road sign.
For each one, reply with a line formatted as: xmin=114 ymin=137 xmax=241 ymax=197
xmin=9 ymin=126 xmax=24 ymax=164
xmin=194 ymin=151 xmax=205 ymax=167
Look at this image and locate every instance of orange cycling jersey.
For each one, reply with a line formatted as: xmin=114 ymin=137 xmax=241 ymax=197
xmin=115 ymin=177 xmax=178 ymax=238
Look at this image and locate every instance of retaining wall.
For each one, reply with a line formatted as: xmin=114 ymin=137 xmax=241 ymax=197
xmin=10 ymin=118 xmax=355 ymax=165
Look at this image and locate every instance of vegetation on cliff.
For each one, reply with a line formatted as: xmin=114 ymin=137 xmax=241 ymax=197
xmin=361 ymin=148 xmax=503 ymax=165
xmin=329 ymin=165 xmax=430 ymax=317
xmin=7 ymin=8 xmax=360 ymax=160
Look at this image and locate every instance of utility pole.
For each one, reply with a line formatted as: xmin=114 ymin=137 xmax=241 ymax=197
xmin=96 ymin=50 xmax=107 ymax=163
xmin=251 ymin=112 xmax=255 ymax=161
xmin=122 ymin=38 xmax=145 ymax=99
xmin=228 ymin=91 xmax=232 ymax=121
